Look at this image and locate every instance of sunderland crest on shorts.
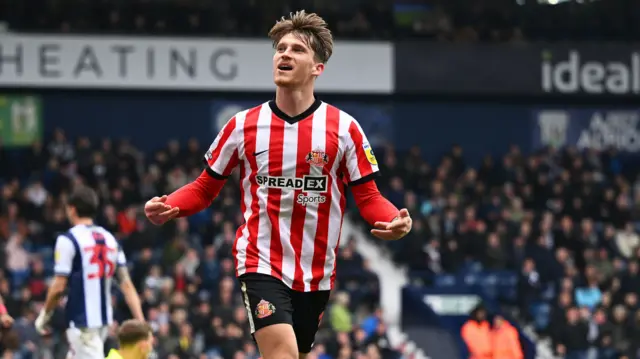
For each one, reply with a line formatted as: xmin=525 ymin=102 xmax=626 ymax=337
xmin=255 ymin=299 xmax=275 ymax=319
xmin=305 ymin=149 xmax=329 ymax=167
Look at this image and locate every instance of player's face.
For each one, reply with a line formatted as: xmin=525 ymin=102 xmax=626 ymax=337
xmin=273 ymin=33 xmax=324 ymax=88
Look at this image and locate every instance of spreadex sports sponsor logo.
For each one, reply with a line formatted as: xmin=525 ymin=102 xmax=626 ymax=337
xmin=256 ymin=175 xmax=328 ymax=206
xmin=296 ymin=193 xmax=327 ymax=206
xmin=256 ymin=175 xmax=328 ymax=192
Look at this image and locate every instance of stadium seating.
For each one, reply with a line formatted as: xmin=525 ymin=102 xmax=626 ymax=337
xmin=0 ymin=134 xmax=401 ymax=359
xmin=359 ymin=143 xmax=640 ymax=358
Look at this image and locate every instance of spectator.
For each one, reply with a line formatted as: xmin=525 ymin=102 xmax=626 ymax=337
xmin=461 ymin=305 xmax=492 ymax=359
xmin=5 ymin=229 xmax=30 ymax=286
xmin=517 ymin=259 xmax=542 ymax=318
xmin=616 ymin=222 xmax=640 ymax=258
xmin=609 ymin=305 xmax=631 ymax=355
xmin=575 ymin=267 xmax=602 ymax=311
xmin=330 ymin=292 xmax=353 ymax=333
xmin=554 ymin=307 xmax=589 ymax=359
xmin=490 ymin=315 xmax=523 ymax=359
xmin=483 ymin=232 xmax=507 ymax=270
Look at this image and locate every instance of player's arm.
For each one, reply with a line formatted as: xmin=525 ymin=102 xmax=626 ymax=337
xmin=145 ymin=116 xmax=240 ymax=225
xmin=164 ymin=171 xmax=227 ymax=217
xmin=115 ymin=247 xmax=144 ymax=321
xmin=342 ymin=119 xmax=411 ymax=240
xmin=42 ymin=276 xmax=67 ymax=313
xmin=117 ymin=267 xmax=145 ymax=321
xmin=0 ymin=293 xmax=14 ymax=327
xmin=351 ymin=179 xmax=399 ymax=225
xmin=36 ymin=234 xmax=74 ymax=333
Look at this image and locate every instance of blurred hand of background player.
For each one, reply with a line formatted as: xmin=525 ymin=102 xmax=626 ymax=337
xmin=371 ymin=208 xmax=412 ymax=240
xmin=0 ymin=313 xmax=13 ymax=328
xmin=34 ymin=310 xmax=52 ymax=335
xmin=144 ymin=195 xmax=180 ymax=225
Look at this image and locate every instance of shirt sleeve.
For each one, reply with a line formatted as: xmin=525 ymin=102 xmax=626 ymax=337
xmin=54 ymin=234 xmax=76 ymax=276
xmin=204 ymin=116 xmax=240 ymax=179
xmin=342 ymin=118 xmax=380 ymax=185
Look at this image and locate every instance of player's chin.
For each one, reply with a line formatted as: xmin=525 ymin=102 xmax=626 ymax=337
xmin=274 ymin=77 xmax=296 ymax=87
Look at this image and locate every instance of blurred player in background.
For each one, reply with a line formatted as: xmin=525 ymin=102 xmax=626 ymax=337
xmin=105 ymin=319 xmax=154 ymax=359
xmin=36 ymin=186 xmax=145 ymax=359
xmin=144 ymin=10 xmax=412 ymax=359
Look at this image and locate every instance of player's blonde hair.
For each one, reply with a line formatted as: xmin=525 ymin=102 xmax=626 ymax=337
xmin=268 ymin=10 xmax=334 ymax=64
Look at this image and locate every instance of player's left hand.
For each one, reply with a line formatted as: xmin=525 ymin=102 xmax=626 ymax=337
xmin=371 ymin=208 xmax=412 ymax=240
xmin=34 ymin=310 xmax=52 ymax=335
xmin=0 ymin=313 xmax=13 ymax=328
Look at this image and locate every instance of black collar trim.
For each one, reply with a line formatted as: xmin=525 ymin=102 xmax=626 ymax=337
xmin=268 ymin=98 xmax=322 ymax=124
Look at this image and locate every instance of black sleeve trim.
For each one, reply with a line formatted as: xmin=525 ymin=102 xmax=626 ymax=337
xmin=203 ymin=159 xmax=229 ymax=179
xmin=348 ymin=172 xmax=380 ymax=186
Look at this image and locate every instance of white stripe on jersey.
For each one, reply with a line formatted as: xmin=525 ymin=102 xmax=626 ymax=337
xmin=255 ymin=104 xmax=274 ymax=276
xmin=235 ymin=110 xmax=251 ymax=277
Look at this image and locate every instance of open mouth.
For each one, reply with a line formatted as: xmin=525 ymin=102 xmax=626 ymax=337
xmin=278 ymin=65 xmax=293 ymax=71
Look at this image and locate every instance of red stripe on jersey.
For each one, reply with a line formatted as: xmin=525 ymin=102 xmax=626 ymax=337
xmin=267 ymin=115 xmax=285 ymax=279
xmin=241 ymin=108 xmax=262 ymax=273
xmin=310 ymin=105 xmax=341 ymax=290
xmin=233 ymin=160 xmax=246 ymax=277
xmin=348 ymin=121 xmax=375 ymax=180
xmin=330 ymin=182 xmax=348 ymax=286
xmin=290 ymin=117 xmax=314 ymax=291
xmin=223 ymin=148 xmax=239 ymax=176
xmin=208 ymin=116 xmax=236 ymax=171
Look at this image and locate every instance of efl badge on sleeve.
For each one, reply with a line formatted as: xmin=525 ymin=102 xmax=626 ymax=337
xmin=362 ymin=143 xmax=377 ymax=165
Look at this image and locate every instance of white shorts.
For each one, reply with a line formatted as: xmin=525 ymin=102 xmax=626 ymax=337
xmin=66 ymin=326 xmax=109 ymax=359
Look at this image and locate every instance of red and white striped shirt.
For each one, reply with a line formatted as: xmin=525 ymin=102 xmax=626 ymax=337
xmin=204 ymin=99 xmax=379 ymax=292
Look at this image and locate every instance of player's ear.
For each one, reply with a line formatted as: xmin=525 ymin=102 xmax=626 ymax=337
xmin=312 ymin=62 xmax=324 ymax=77
xmin=66 ymin=205 xmax=75 ymax=218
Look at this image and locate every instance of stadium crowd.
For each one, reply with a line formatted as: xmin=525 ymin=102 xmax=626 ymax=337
xmin=2 ymin=127 xmax=640 ymax=359
xmin=362 ymin=143 xmax=640 ymax=359
xmin=1 ymin=0 xmax=638 ymax=42
xmin=0 ymin=130 xmax=398 ymax=359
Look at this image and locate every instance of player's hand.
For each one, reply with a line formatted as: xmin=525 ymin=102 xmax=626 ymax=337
xmin=0 ymin=313 xmax=13 ymax=328
xmin=34 ymin=310 xmax=52 ymax=335
xmin=371 ymin=208 xmax=412 ymax=241
xmin=144 ymin=195 xmax=180 ymax=225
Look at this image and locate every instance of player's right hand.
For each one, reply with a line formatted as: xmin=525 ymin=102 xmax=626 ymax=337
xmin=144 ymin=195 xmax=180 ymax=225
xmin=0 ymin=313 xmax=13 ymax=328
xmin=34 ymin=310 xmax=51 ymax=335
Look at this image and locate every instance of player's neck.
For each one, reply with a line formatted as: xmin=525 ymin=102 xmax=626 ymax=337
xmin=275 ymin=86 xmax=316 ymax=118
xmin=72 ymin=218 xmax=94 ymax=226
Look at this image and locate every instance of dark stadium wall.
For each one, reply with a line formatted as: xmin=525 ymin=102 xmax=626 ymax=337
xmin=37 ymin=92 xmax=640 ymax=168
